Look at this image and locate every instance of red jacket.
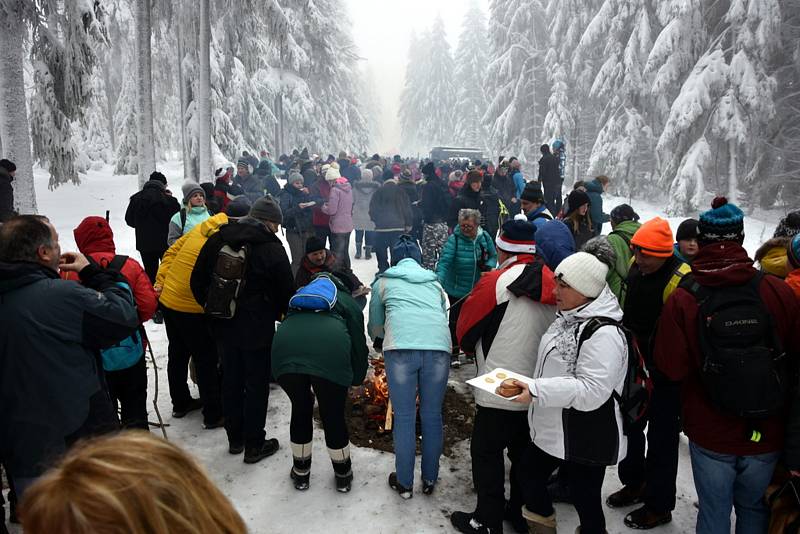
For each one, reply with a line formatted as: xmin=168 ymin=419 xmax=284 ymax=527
xmin=65 ymin=216 xmax=158 ymax=325
xmin=655 ymin=242 xmax=800 ymax=455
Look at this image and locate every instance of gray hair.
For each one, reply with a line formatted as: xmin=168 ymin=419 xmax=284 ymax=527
xmin=458 ymin=209 xmax=481 ymax=223
xmin=0 ymin=215 xmax=54 ymax=262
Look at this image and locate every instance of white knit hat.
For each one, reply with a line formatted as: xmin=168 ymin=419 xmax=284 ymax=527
xmin=554 ymin=252 xmax=608 ymax=298
xmin=325 ymin=167 xmax=341 ymax=181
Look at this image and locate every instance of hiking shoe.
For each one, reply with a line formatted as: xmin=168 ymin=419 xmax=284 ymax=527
xmin=290 ymin=467 xmax=310 ymax=491
xmin=228 ymin=441 xmax=244 ymax=455
xmin=151 ymin=310 xmax=164 ymax=324
xmin=422 ymin=479 xmax=436 ymax=495
xmin=243 ymin=439 xmax=279 ymax=464
xmin=606 ymin=484 xmax=644 ymax=508
xmin=355 ymin=247 xmax=362 ymax=259
xmin=503 ymin=501 xmax=528 ymax=534
xmin=623 ymin=506 xmax=672 ymax=529
xmin=203 ymin=417 xmax=225 ymax=430
xmin=450 ymin=511 xmax=502 ymax=534
xmin=388 ymin=472 xmax=413 ymax=499
xmin=172 ymin=398 xmax=202 ymax=418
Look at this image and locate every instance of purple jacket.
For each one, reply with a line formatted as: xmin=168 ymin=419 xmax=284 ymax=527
xmin=322 ymin=180 xmax=354 ymax=234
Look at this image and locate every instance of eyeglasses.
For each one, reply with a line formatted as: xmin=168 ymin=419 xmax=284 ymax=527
xmin=460 ymin=222 xmax=477 ymax=230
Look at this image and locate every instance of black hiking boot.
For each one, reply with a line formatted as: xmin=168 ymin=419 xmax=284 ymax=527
xmin=203 ymin=416 xmax=225 ymax=430
xmin=422 ymin=479 xmax=436 ymax=495
xmin=172 ymin=397 xmax=202 ymax=418
xmin=623 ymin=506 xmax=672 ymax=530
xmin=355 ymin=247 xmax=362 ymax=259
xmin=291 ymin=457 xmax=311 ymax=491
xmin=503 ymin=501 xmax=528 ymax=534
xmin=450 ymin=511 xmax=502 ymax=534
xmin=243 ymin=439 xmax=279 ymax=464
xmin=364 ymin=246 xmax=372 ymax=260
xmin=332 ymin=458 xmax=353 ymax=493
xmin=388 ymin=472 xmax=413 ymax=499
xmin=606 ymin=484 xmax=645 ymax=508
xmin=151 ymin=310 xmax=163 ymax=324
xmin=228 ymin=441 xmax=244 ymax=455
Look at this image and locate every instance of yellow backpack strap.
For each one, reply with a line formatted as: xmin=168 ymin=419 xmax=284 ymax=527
xmin=662 ymin=261 xmax=691 ymax=303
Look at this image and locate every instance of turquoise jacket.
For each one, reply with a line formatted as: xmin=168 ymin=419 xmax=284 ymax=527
xmin=585 ymin=179 xmax=609 ymax=233
xmin=368 ymin=258 xmax=451 ymax=353
xmin=436 ymin=227 xmax=498 ymax=298
xmin=167 ymin=206 xmax=211 ymax=246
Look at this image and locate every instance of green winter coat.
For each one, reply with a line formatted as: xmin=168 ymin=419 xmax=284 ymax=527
xmin=436 ymin=226 xmax=498 ymax=298
xmin=606 ymin=220 xmax=641 ymax=303
xmin=271 ymin=276 xmax=368 ymax=387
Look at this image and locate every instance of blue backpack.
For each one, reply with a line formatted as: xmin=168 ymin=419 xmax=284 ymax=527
xmin=98 ymin=255 xmax=144 ymax=371
xmin=289 ymin=275 xmax=338 ymax=312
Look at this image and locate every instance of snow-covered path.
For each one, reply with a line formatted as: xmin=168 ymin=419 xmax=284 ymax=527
xmin=13 ymin=165 xmax=783 ymax=533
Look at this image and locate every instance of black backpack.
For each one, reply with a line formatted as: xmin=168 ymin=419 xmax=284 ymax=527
xmin=577 ymin=317 xmax=653 ymax=434
xmin=680 ymin=272 xmax=789 ymax=419
xmin=204 ymin=244 xmax=249 ymax=320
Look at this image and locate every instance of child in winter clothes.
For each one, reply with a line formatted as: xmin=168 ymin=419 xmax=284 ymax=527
xmin=606 ymin=204 xmax=642 ymax=301
xmin=512 ymin=252 xmax=629 ymax=534
xmin=64 ymin=216 xmax=158 ymax=430
xmin=562 ymin=190 xmax=594 ymax=250
xmin=674 ymin=218 xmax=700 ymax=264
xmin=167 ymin=182 xmax=211 ymax=246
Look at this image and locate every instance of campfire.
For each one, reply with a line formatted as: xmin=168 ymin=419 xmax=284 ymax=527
xmin=351 ymin=358 xmax=393 ymax=432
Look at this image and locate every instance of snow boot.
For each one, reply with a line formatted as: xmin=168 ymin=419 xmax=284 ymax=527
xmin=172 ymin=397 xmax=202 ymax=418
xmin=606 ymin=483 xmax=644 ymax=508
xmin=329 ymin=446 xmax=353 ymax=493
xmin=364 ymin=246 xmax=373 ymax=260
xmin=450 ymin=511 xmax=502 ymax=534
xmin=521 ymin=507 xmax=556 ymax=534
xmin=388 ymin=472 xmax=413 ymax=499
xmin=422 ymin=479 xmax=436 ymax=495
xmin=243 ymin=438 xmax=279 ymax=464
xmin=355 ymin=246 xmax=362 ymax=259
xmin=290 ymin=442 xmax=312 ymax=491
xmin=623 ymin=506 xmax=672 ymax=529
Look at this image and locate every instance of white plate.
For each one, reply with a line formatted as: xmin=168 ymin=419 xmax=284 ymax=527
xmin=465 ymin=367 xmax=536 ymax=401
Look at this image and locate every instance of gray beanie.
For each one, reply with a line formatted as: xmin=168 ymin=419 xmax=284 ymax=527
xmin=181 ymin=181 xmax=205 ymax=203
xmin=249 ymin=195 xmax=283 ymax=224
xmin=287 ymin=172 xmax=304 ymax=186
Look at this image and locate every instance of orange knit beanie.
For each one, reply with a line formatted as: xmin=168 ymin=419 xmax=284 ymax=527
xmin=630 ymin=217 xmax=674 ymax=258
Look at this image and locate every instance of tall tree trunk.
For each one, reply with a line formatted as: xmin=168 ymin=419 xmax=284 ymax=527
xmin=728 ymin=139 xmax=738 ymax=203
xmin=176 ymin=0 xmax=191 ymax=182
xmin=0 ymin=6 xmax=37 ymax=214
xmin=102 ymin=60 xmax=116 ymax=152
xmin=135 ymin=0 xmax=156 ymax=187
xmin=197 ymin=0 xmax=212 ymax=181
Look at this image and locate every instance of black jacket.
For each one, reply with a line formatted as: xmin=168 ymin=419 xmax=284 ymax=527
xmin=191 ymin=219 xmax=295 ymax=350
xmin=420 ymin=177 xmax=451 ymax=224
xmin=369 ymin=181 xmax=412 ymax=231
xmin=0 ymin=261 xmax=139 ymax=476
xmin=125 ymin=180 xmax=181 ymax=253
xmin=448 ymin=185 xmax=483 ymax=229
xmin=279 ymin=183 xmax=314 ymax=233
xmin=538 ymin=153 xmax=561 ymax=185
xmin=256 ymin=168 xmax=281 ymax=198
xmin=480 ymin=179 xmax=502 ymax=239
xmin=0 ymin=167 xmax=14 ymax=222
xmin=493 ymin=171 xmax=518 ymax=215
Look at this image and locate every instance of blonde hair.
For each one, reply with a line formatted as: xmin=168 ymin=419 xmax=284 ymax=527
xmin=596 ymin=175 xmax=611 ymax=186
xmin=21 ymin=432 xmax=247 ymax=534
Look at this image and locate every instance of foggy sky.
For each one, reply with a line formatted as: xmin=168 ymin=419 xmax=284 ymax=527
xmin=345 ymin=0 xmax=490 ymax=154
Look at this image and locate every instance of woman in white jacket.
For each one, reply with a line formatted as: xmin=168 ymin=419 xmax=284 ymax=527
xmin=512 ymin=252 xmax=628 ymax=534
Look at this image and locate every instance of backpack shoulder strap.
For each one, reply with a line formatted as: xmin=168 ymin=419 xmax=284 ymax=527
xmin=663 ymin=261 xmax=692 ymax=303
xmin=609 ymin=230 xmax=631 ymax=247
xmin=180 ymin=208 xmax=187 ymax=231
xmin=107 ymin=255 xmax=129 ymax=272
xmin=577 ymin=316 xmax=623 ymax=351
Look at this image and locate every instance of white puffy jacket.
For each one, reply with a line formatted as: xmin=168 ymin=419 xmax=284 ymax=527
xmin=528 ymin=285 xmax=628 ymax=466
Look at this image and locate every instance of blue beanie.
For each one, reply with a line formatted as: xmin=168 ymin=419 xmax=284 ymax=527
xmin=496 ymin=214 xmax=537 ymax=254
xmin=698 ymin=197 xmax=745 ymax=245
xmin=788 ymin=234 xmax=800 ymax=269
xmin=391 ymin=235 xmax=422 ymax=266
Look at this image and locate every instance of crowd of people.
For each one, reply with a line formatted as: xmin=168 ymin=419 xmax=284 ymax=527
xmin=1 ymin=145 xmax=800 ymax=534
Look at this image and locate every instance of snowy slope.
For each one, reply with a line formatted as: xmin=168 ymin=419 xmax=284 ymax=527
xmin=14 ymin=165 xmax=784 ymax=534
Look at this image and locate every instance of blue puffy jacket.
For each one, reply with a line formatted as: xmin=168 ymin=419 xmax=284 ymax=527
xmin=436 ymin=227 xmax=498 ymax=298
xmin=368 ymin=258 xmax=451 ymax=352
xmin=535 ymin=219 xmax=576 ymax=271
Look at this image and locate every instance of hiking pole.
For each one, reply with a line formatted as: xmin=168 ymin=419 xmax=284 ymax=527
xmin=143 ymin=330 xmax=168 ymax=440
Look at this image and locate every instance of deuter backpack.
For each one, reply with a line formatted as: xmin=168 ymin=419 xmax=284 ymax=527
xmin=204 ymin=244 xmax=249 ymax=319
xmin=578 ymin=317 xmax=653 ymax=434
xmin=680 ymin=272 xmax=788 ymax=419
xmin=98 ymin=255 xmax=145 ymax=372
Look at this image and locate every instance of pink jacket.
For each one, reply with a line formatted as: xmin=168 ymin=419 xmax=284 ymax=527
xmin=322 ymin=179 xmax=354 ymax=234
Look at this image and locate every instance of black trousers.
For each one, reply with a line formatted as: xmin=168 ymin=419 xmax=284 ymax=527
xmin=373 ymin=230 xmax=403 ymax=273
xmin=314 ymin=225 xmax=331 ymax=249
xmin=448 ymin=294 xmax=465 ymax=355
xmin=617 ymin=379 xmax=681 ymax=513
xmin=64 ymin=389 xmax=120 ymax=446
xmin=519 ymin=443 xmax=607 ymax=534
xmin=543 ymin=181 xmax=562 ymax=216
xmin=139 ymin=250 xmax=164 ymax=285
xmin=471 ymin=407 xmax=530 ymax=528
xmin=220 ymin=344 xmax=271 ymax=448
xmin=106 ymin=354 xmax=148 ymax=430
xmin=278 ymin=373 xmax=349 ymax=449
xmin=162 ymin=307 xmax=222 ymax=424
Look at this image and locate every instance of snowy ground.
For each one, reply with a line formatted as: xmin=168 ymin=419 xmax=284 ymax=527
xmin=7 ymin=164 xmax=785 ymax=533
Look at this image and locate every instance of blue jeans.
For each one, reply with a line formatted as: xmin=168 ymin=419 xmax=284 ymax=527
xmin=384 ymin=349 xmax=450 ymax=488
xmin=689 ymin=442 xmax=779 ymax=534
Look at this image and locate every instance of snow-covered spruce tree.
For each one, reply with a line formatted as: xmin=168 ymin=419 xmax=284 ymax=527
xmin=76 ymin=70 xmax=113 ymax=170
xmin=0 ymin=0 xmax=37 ymax=213
xmin=483 ymin=0 xmax=548 ymax=162
xmin=134 ymin=0 xmax=156 ymax=186
xmin=399 ymin=31 xmax=430 ymax=154
xmin=453 ymin=0 xmax=490 ymax=151
xmin=114 ymin=55 xmax=139 ymax=175
xmin=28 ymin=0 xmax=107 ymax=189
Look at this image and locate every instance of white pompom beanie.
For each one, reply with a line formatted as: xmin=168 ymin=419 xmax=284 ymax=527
xmin=554 ymin=252 xmax=609 ymax=298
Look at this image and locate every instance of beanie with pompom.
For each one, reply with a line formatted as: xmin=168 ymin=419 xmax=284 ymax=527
xmin=698 ymin=196 xmax=745 ymax=245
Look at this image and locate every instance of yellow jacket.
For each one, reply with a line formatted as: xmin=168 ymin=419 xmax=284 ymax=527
xmin=157 ymin=213 xmax=228 ymax=313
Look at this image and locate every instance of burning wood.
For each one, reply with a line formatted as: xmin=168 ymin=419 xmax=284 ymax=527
xmin=351 ymin=358 xmax=393 ymax=432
